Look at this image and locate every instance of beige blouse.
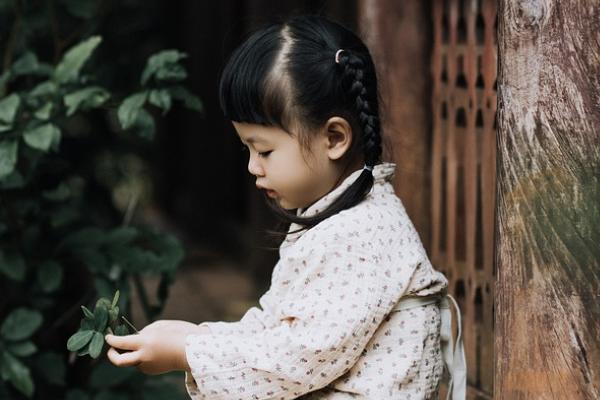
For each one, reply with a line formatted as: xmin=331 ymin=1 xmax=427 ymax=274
xmin=184 ymin=162 xmax=450 ymax=399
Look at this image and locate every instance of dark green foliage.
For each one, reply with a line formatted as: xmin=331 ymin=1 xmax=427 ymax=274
xmin=0 ymin=2 xmax=202 ymax=398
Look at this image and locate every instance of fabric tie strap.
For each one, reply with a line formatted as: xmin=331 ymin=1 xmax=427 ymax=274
xmin=391 ymin=292 xmax=467 ymax=400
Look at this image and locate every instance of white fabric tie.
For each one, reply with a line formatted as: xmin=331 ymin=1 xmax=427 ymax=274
xmin=391 ymin=292 xmax=467 ymax=400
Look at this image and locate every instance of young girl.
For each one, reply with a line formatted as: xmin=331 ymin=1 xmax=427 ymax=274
xmin=106 ymin=14 xmax=466 ymax=400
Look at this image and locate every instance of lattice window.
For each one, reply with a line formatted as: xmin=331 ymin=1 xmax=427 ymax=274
xmin=431 ymin=0 xmax=497 ymax=398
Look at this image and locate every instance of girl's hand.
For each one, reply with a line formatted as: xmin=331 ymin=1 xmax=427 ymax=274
xmin=105 ymin=319 xmax=210 ymax=375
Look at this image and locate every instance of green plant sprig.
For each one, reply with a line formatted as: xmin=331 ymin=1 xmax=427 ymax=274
xmin=66 ymin=290 xmax=138 ymax=359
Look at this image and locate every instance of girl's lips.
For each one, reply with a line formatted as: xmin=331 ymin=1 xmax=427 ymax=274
xmin=266 ymin=189 xmax=278 ymax=198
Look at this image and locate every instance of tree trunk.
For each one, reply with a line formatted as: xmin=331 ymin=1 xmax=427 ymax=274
xmin=495 ymin=0 xmax=599 ymax=398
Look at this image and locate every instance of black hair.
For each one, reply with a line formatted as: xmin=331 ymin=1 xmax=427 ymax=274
xmin=219 ymin=14 xmax=384 ymax=239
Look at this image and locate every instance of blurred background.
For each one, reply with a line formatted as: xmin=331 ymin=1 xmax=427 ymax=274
xmin=0 ymin=0 xmax=498 ymax=399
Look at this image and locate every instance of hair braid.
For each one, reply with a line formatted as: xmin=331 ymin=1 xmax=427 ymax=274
xmin=337 ymin=50 xmax=382 ymax=167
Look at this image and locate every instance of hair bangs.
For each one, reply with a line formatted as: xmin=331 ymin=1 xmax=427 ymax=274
xmin=218 ymin=24 xmax=297 ymax=134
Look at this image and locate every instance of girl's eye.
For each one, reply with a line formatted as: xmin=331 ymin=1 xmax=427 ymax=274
xmin=258 ymin=151 xmax=272 ymax=158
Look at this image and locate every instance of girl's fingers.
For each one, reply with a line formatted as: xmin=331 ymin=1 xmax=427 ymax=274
xmin=105 ymin=334 xmax=141 ymax=351
xmin=106 ymin=346 xmax=142 ymax=367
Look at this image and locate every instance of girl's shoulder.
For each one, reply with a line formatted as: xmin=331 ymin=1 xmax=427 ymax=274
xmin=308 ymin=185 xmax=418 ymax=245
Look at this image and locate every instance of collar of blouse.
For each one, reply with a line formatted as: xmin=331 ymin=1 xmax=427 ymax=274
xmin=294 ymin=161 xmax=397 ymax=220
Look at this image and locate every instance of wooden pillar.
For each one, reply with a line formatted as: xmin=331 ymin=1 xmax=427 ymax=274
xmin=357 ymin=0 xmax=432 ymax=248
xmin=496 ymin=0 xmax=599 ymax=398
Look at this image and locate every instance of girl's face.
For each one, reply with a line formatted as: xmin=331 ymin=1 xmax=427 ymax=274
xmin=232 ymin=121 xmax=356 ymax=210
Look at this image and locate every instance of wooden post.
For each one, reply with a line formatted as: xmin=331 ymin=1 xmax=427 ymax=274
xmin=495 ymin=0 xmax=599 ymax=398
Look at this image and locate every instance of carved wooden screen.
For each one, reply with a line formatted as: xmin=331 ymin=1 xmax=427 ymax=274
xmin=431 ymin=0 xmax=497 ymax=398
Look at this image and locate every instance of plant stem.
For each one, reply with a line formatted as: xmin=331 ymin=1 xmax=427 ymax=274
xmin=120 ymin=315 xmax=139 ymax=333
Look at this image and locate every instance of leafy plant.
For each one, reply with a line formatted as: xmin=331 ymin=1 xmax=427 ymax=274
xmin=66 ymin=291 xmax=137 ymax=359
xmin=0 ymin=2 xmax=201 ymax=398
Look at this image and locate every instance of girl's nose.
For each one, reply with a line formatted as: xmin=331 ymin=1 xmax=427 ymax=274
xmin=247 ymin=154 xmax=264 ymax=177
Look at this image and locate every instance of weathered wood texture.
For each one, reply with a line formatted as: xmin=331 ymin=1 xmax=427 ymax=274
xmin=359 ymin=1 xmax=497 ymax=398
xmin=496 ymin=0 xmax=600 ymax=398
xmin=357 ymin=0 xmax=433 ymax=250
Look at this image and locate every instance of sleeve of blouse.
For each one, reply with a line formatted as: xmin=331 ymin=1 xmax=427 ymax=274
xmin=184 ymin=237 xmax=422 ymax=400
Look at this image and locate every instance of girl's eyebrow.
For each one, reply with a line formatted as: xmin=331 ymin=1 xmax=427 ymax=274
xmin=241 ymin=136 xmax=267 ymax=144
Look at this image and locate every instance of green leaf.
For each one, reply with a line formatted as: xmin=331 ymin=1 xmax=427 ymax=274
xmin=37 ymin=260 xmax=63 ymax=293
xmin=23 ymin=123 xmax=61 ymax=152
xmin=66 ymin=330 xmax=93 ymax=352
xmin=80 ymin=318 xmax=94 ymax=331
xmin=105 ymin=227 xmax=138 ymax=246
xmin=30 ymin=81 xmax=57 ymax=98
xmin=89 ymin=361 xmax=136 ymax=389
xmin=76 ymin=347 xmax=89 ymax=356
xmin=54 ymin=36 xmax=102 ymax=84
xmin=94 ymin=302 xmax=108 ymax=332
xmin=0 ymin=94 xmax=20 ymax=124
xmin=141 ymin=50 xmax=187 ymax=85
xmin=0 ymin=248 xmax=26 ymax=281
xmin=34 ymin=102 xmax=53 ymax=120
xmin=88 ymin=332 xmax=104 ymax=359
xmin=12 ymin=52 xmax=39 ymax=76
xmin=0 ymin=308 xmax=42 ymax=341
xmin=108 ymin=306 xmax=119 ymax=324
xmin=81 ymin=305 xmax=94 ymax=320
xmin=148 ymin=89 xmax=171 ymax=114
xmin=7 ymin=341 xmax=37 ymax=357
xmin=64 ymin=86 xmax=110 ymax=116
xmin=0 ymin=122 xmax=12 ymax=132
xmin=34 ymin=352 xmax=65 ymax=386
xmin=0 ymin=140 xmax=18 ymax=179
xmin=170 ymin=86 xmax=203 ymax=113
xmin=117 ymin=92 xmax=147 ymax=130
xmin=132 ymin=108 xmax=155 ymax=140
xmin=1 ymin=352 xmax=34 ymax=397
xmin=111 ymin=290 xmax=120 ymax=308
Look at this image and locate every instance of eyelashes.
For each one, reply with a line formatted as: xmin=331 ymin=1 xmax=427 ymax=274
xmin=241 ymin=145 xmax=272 ymax=158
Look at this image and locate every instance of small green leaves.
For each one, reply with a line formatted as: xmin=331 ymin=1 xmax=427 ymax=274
xmin=93 ymin=302 xmax=108 ymax=332
xmin=64 ymin=86 xmax=110 ymax=116
xmin=0 ymin=248 xmax=25 ymax=281
xmin=1 ymin=351 xmax=34 ymax=397
xmin=66 ymin=330 xmax=94 ymax=352
xmin=37 ymin=261 xmax=63 ymax=293
xmin=67 ymin=291 xmax=136 ymax=359
xmin=23 ymin=123 xmax=61 ymax=152
xmin=88 ymin=332 xmax=104 ymax=359
xmin=0 ymin=140 xmax=18 ymax=179
xmin=141 ymin=50 xmax=187 ymax=85
xmin=0 ymin=308 xmax=43 ymax=341
xmin=0 ymin=94 xmax=20 ymax=124
xmin=111 ymin=290 xmax=120 ymax=308
xmin=54 ymin=36 xmax=102 ymax=84
xmin=117 ymin=92 xmax=148 ymax=130
xmin=81 ymin=306 xmax=94 ymax=320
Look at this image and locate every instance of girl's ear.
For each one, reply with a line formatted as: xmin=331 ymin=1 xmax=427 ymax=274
xmin=322 ymin=117 xmax=353 ymax=161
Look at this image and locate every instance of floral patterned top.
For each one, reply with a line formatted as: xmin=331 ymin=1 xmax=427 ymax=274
xmin=184 ymin=162 xmax=449 ymax=399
